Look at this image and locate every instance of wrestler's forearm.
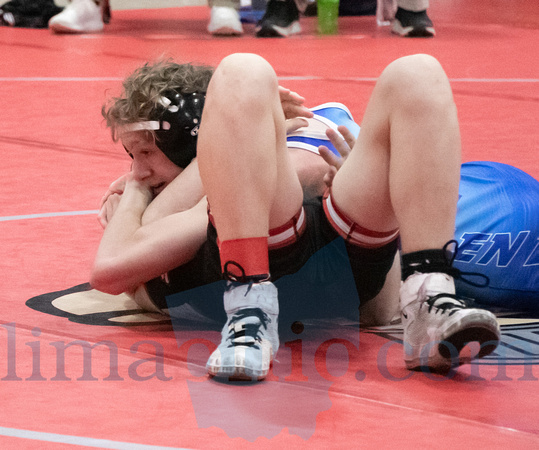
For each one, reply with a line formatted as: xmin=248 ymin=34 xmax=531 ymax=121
xmin=91 ymin=182 xmax=151 ymax=293
xmin=141 ymin=160 xmax=205 ymax=225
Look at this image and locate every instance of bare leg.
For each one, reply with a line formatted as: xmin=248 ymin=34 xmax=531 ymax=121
xmin=198 ymin=53 xmax=303 ymax=243
xmin=359 ymin=253 xmax=401 ymax=326
xmin=197 ymin=53 xmax=303 ymax=380
xmin=331 ymin=54 xmax=460 ymax=254
xmin=332 ymin=54 xmax=499 ymax=371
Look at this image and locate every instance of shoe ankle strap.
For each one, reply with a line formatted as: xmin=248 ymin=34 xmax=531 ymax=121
xmin=402 ymin=240 xmax=489 ymax=288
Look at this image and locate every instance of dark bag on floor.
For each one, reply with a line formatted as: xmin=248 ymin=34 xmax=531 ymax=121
xmin=0 ymin=0 xmax=63 ymax=28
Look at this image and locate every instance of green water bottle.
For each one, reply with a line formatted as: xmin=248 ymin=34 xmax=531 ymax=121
xmin=317 ymin=0 xmax=339 ymax=35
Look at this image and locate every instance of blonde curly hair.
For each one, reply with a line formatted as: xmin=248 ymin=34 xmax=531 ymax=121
xmin=102 ymin=59 xmax=214 ymax=142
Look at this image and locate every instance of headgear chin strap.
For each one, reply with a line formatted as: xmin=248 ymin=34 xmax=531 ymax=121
xmin=121 ymin=90 xmax=205 ymax=169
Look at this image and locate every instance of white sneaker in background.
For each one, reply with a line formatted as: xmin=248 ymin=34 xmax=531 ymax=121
xmin=208 ymin=6 xmax=243 ymax=36
xmin=49 ymin=0 xmax=104 ymax=34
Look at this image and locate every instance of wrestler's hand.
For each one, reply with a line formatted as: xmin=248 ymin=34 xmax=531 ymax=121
xmin=278 ymin=86 xmax=314 ymax=120
xmin=122 ymin=175 xmax=153 ymax=206
xmin=97 ymin=193 xmax=122 ymax=229
xmin=318 ymin=125 xmax=356 ymax=187
xmin=98 ymin=175 xmax=152 ymax=228
xmin=285 ymin=117 xmax=309 ymax=135
xmin=99 ymin=172 xmax=130 ymax=210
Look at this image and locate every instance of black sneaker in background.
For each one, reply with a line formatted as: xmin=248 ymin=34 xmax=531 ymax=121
xmin=392 ymin=7 xmax=435 ymax=37
xmin=256 ymin=0 xmax=301 ymax=38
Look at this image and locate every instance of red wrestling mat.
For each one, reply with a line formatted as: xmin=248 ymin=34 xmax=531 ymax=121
xmin=1 ymin=1 xmax=538 ymax=448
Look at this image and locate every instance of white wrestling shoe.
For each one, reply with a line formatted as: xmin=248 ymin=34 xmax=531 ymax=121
xmin=206 ymin=281 xmax=279 ymax=380
xmin=401 ymin=272 xmax=500 ymax=373
xmin=49 ymin=0 xmax=104 ymax=34
xmin=207 ymin=6 xmax=243 ymax=36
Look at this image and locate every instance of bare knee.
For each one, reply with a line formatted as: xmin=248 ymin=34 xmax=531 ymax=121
xmin=383 ymin=54 xmax=447 ymax=86
xmin=210 ymin=53 xmax=278 ymax=102
xmin=378 ymin=54 xmax=454 ymax=110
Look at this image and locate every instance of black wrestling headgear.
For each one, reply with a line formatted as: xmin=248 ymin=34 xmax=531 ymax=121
xmin=150 ymin=90 xmax=205 ymax=169
xmin=123 ymin=90 xmax=205 ymax=169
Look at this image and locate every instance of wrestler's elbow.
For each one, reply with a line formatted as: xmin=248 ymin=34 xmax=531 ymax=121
xmin=90 ymin=261 xmax=131 ymax=295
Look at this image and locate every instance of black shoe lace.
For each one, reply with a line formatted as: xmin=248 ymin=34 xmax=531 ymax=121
xmin=223 ymin=261 xmax=270 ymax=284
xmin=426 ymin=293 xmax=468 ymax=316
xmin=402 ymin=240 xmax=490 ymax=288
xmin=425 ymin=240 xmax=488 ymax=314
xmin=404 ymin=240 xmax=489 ymax=315
xmin=442 ymin=240 xmax=490 ymax=288
xmin=226 ymin=308 xmax=270 ymax=349
xmin=223 ymin=261 xmax=247 ymax=282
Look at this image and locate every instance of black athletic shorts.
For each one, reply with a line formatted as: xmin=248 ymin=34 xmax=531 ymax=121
xmin=145 ymin=196 xmax=399 ymax=323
